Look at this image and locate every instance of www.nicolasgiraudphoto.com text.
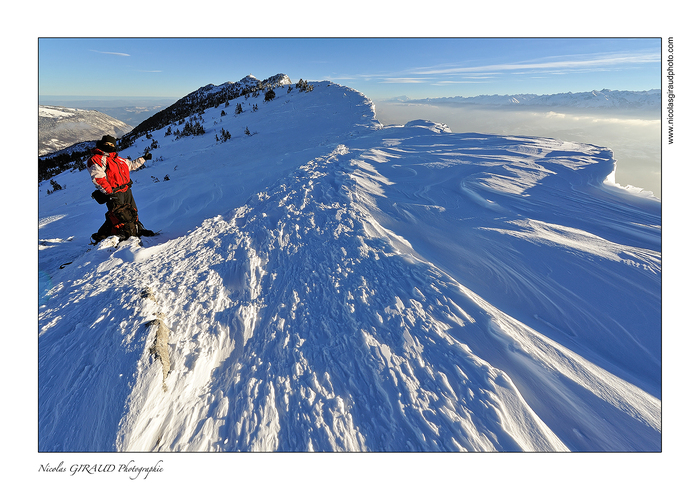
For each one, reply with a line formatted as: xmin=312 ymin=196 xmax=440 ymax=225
xmin=667 ymin=36 xmax=675 ymax=144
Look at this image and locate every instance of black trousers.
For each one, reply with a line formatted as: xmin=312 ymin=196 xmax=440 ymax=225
xmin=94 ymin=188 xmax=141 ymax=239
xmin=107 ymin=187 xmax=138 ymax=213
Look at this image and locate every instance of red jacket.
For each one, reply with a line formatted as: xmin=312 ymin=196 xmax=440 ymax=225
xmin=87 ymin=149 xmax=145 ymax=194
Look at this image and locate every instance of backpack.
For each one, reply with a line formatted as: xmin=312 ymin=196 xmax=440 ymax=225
xmin=105 ymin=203 xmax=139 ymax=238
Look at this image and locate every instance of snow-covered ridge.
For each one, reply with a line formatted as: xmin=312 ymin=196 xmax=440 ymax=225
xmin=39 ymin=105 xmax=133 ymax=156
xmin=123 ymin=74 xmax=293 ymax=145
xmin=38 ymin=80 xmax=660 ymax=452
xmin=182 ymin=73 xmax=291 ymax=102
xmin=39 ymin=105 xmax=90 ymax=118
xmin=396 ymin=88 xmax=661 ymax=109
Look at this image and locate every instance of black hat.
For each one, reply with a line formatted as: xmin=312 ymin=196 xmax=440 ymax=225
xmin=97 ymin=135 xmax=117 ymax=152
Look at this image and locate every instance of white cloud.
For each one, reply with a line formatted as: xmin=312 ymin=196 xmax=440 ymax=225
xmin=90 ymin=50 xmax=130 ymax=57
xmin=411 ymin=51 xmax=660 ymax=77
xmin=380 ymin=78 xmax=433 ymax=84
xmin=432 ymin=80 xmax=489 ymax=85
xmin=335 ymin=50 xmax=659 ymax=90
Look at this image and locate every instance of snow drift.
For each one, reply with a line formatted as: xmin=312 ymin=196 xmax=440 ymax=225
xmin=38 ymin=78 xmax=660 ymax=452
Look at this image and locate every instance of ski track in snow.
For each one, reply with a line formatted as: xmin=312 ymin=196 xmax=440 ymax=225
xmin=38 ymin=82 xmax=660 ymax=452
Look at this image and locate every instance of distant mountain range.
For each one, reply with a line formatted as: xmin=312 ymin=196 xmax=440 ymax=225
xmin=388 ymin=89 xmax=661 ymax=110
xmin=39 ymin=106 xmax=133 ymax=156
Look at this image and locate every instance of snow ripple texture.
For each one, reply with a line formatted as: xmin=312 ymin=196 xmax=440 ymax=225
xmin=38 ymin=82 xmax=660 ymax=452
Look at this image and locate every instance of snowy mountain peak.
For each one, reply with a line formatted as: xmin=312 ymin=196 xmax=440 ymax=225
xmin=39 ymin=80 xmax=660 ymax=452
xmin=238 ymin=74 xmax=258 ymax=84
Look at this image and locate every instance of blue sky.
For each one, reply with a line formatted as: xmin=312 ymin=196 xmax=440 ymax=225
xmin=39 ymin=38 xmax=661 ymax=102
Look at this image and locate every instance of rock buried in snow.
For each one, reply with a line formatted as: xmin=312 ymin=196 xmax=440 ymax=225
xmin=140 ymin=286 xmax=156 ymax=301
xmin=146 ymin=318 xmax=170 ymax=392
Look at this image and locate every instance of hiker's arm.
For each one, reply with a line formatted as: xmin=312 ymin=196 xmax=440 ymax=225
xmin=128 ymin=157 xmax=146 ymax=170
xmin=87 ymin=157 xmax=112 ymax=194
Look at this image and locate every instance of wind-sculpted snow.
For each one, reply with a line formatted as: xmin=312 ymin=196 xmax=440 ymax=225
xmin=38 ymin=81 xmax=660 ymax=452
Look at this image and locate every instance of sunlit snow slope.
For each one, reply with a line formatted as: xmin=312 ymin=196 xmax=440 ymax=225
xmin=38 ymin=81 xmax=660 ymax=452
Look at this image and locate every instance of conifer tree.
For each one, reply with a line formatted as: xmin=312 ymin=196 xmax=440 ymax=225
xmin=219 ymin=128 xmax=231 ymax=142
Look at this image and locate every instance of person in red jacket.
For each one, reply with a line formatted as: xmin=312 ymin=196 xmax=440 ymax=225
xmin=88 ymin=135 xmax=154 ymax=243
